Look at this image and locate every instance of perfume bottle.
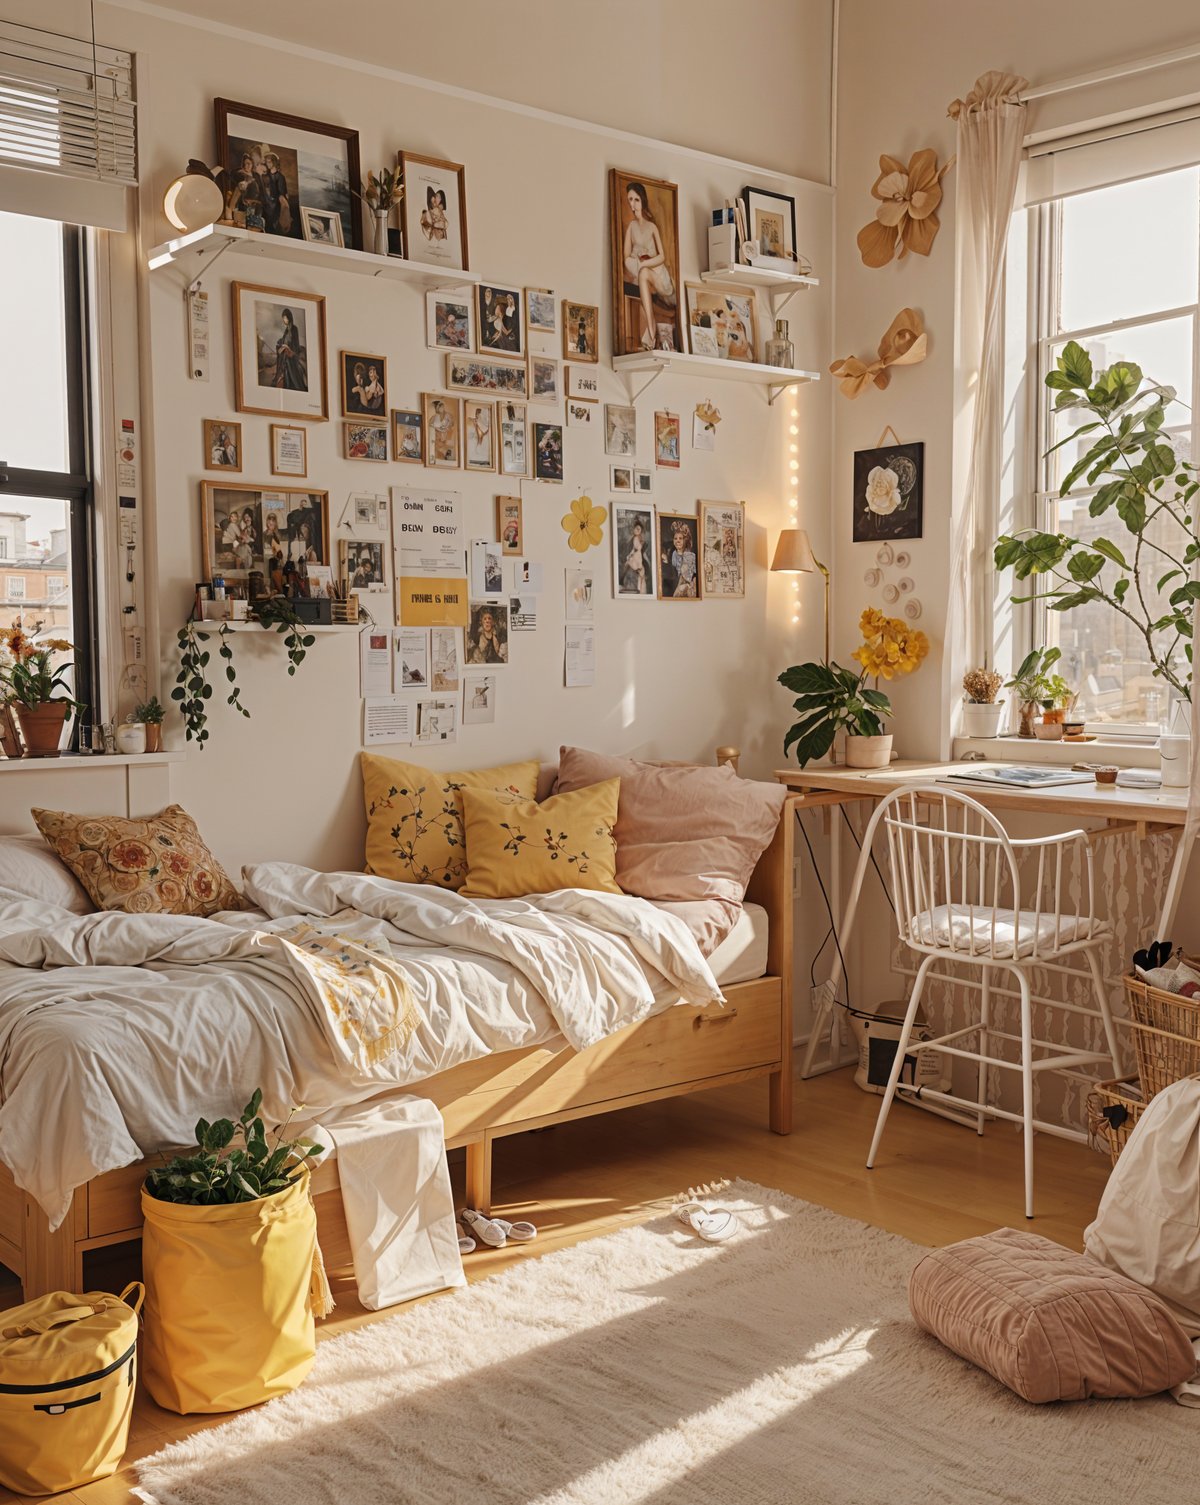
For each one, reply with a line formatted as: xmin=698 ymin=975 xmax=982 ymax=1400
xmin=765 ymin=319 xmax=795 ymax=369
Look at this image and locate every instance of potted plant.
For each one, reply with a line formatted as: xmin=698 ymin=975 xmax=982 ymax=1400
xmin=1004 ymin=646 xmax=1062 ymax=739
xmin=1039 ymin=672 xmax=1076 ymax=727
xmin=961 ymin=667 xmax=1005 ymax=737
xmin=134 ymin=695 xmax=165 ymax=752
xmin=995 ymin=343 xmax=1196 ymax=780
xmin=140 ymin=1090 xmax=330 ymax=1415
xmin=0 ymin=629 xmax=84 ymax=757
xmin=780 ymin=607 xmax=929 ymax=769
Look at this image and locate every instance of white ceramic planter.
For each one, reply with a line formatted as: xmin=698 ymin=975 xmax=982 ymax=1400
xmin=845 ymin=733 xmax=893 ymax=769
xmin=1160 ymin=733 xmax=1190 ymax=788
xmin=960 ymin=700 xmax=1006 ymax=738
xmin=115 ymin=722 xmax=147 ymax=755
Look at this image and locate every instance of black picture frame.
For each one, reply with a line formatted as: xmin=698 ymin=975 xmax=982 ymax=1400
xmin=852 ymin=441 xmax=924 ymax=543
xmin=741 ymin=185 xmax=797 ymax=261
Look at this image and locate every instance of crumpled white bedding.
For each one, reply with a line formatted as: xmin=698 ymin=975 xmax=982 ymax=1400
xmin=0 ymin=862 xmax=723 ymax=1229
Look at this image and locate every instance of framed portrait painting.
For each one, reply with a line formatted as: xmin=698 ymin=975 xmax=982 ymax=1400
xmin=684 ymin=282 xmax=758 ymax=361
xmin=202 ymin=481 xmax=329 ymax=581
xmin=423 ymin=393 xmax=462 ymax=468
xmin=215 ymin=100 xmax=361 ymax=250
xmin=340 ymin=351 xmax=387 ymax=418
xmin=398 ymin=151 xmax=468 ymax=271
xmin=425 ymin=290 xmax=474 ymax=351
xmin=699 ymin=501 xmax=746 ymax=599
xmin=657 ymin=512 xmax=701 ymax=599
xmin=562 ymin=300 xmax=599 ymax=363
xmin=392 ymin=408 xmax=423 ymax=465
xmin=477 ymin=285 xmax=523 ymax=357
xmin=609 ymin=168 xmax=682 ymax=356
xmin=611 ymin=501 xmax=656 ymax=599
xmin=852 ymin=440 xmax=924 ymax=543
xmin=464 ymin=399 xmax=496 ymax=472
xmin=203 ymin=418 xmax=241 ymax=472
xmin=232 ymin=282 xmax=328 ymax=420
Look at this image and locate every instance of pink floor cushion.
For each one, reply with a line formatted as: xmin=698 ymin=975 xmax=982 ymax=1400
xmin=908 ymin=1225 xmax=1196 ymax=1403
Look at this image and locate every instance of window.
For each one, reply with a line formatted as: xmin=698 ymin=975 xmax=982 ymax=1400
xmin=0 ymin=211 xmax=94 ymax=734
xmin=1013 ymin=166 xmax=1200 ymax=732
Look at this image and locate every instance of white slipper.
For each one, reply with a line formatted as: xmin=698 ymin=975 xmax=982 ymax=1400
xmin=493 ymin=1217 xmax=537 ymax=1243
xmin=460 ymin=1208 xmax=507 ymax=1248
xmin=456 ymin=1221 xmax=476 ymax=1254
xmin=674 ymin=1201 xmax=740 ymax=1243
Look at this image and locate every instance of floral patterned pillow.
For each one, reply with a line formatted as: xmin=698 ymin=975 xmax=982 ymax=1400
xmin=459 ymin=778 xmax=621 ymax=899
xmin=31 ymin=804 xmax=242 ymax=916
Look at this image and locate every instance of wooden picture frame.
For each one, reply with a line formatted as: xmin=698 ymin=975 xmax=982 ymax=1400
xmin=476 ymin=284 xmax=523 ymax=358
xmin=444 ymin=355 xmax=528 ymax=398
xmin=397 ymin=151 xmax=468 ymax=271
xmin=684 ymin=281 xmax=758 ymax=362
xmin=202 ymin=418 xmax=242 ymax=473
xmin=201 ymin=480 xmax=330 ymax=582
xmin=423 ymin=393 xmax=462 ymax=469
xmin=340 ymin=351 xmax=388 ymax=419
xmin=215 ymin=99 xmax=362 ymax=250
xmin=611 ymin=501 xmax=656 ymax=599
xmin=699 ymin=501 xmax=746 ymax=599
xmin=269 ymin=423 xmax=307 ymax=477
xmin=496 ymin=495 xmax=523 ymax=554
xmin=609 ymin=168 xmax=682 ymax=356
xmin=657 ymin=511 xmax=701 ymax=599
xmin=566 ymin=366 xmax=601 ymax=402
xmin=231 ymin=281 xmax=328 ymax=421
xmin=463 ymin=399 xmax=496 ymax=473
xmin=497 ymin=400 xmax=528 ymax=478
xmin=343 ymin=422 xmax=388 ymax=461
xmin=392 ymin=408 xmax=424 ymax=465
xmin=562 ymin=300 xmax=599 ymax=363
xmin=299 ymin=207 xmax=344 ymax=247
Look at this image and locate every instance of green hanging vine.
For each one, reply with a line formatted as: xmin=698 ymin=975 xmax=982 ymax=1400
xmin=255 ymin=598 xmax=317 ymax=676
xmin=172 ymin=621 xmax=250 ymax=748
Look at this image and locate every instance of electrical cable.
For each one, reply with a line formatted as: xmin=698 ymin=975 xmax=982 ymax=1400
xmin=794 ymin=809 xmax=852 ymax=1012
xmin=839 ymin=805 xmax=896 ymax=918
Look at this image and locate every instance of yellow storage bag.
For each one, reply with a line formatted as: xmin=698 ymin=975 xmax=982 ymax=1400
xmin=0 ymin=1281 xmax=143 ymax=1496
xmin=141 ymin=1168 xmax=324 ymax=1414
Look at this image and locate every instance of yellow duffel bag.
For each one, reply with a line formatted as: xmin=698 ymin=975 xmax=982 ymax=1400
xmin=0 ymin=1281 xmax=143 ymax=1496
xmin=141 ymin=1168 xmax=327 ymax=1414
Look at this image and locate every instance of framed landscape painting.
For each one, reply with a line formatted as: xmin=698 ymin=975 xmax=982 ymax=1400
xmin=232 ymin=282 xmax=328 ymax=420
xmin=609 ymin=168 xmax=682 ymax=356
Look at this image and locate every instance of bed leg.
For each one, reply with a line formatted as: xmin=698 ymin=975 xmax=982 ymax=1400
xmin=22 ymin=1193 xmax=81 ymax=1300
xmin=465 ymin=1136 xmax=493 ymax=1215
xmin=769 ymin=1067 xmax=793 ymax=1136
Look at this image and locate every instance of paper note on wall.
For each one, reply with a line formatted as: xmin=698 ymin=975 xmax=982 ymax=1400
xmin=564 ymin=625 xmax=595 ymax=687
xmin=397 ymin=575 xmax=469 ymax=626
xmin=359 ymin=628 xmax=392 ymax=696
xmin=363 ymin=697 xmax=413 ymax=746
xmin=392 ymin=487 xmax=468 ymax=625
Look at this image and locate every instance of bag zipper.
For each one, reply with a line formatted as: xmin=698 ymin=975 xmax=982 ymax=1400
xmin=0 ymin=1339 xmax=137 ymax=1396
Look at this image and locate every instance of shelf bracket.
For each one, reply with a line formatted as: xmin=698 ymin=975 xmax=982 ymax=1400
xmin=184 ymin=238 xmax=236 ymax=295
xmin=620 ymin=366 xmax=666 ymax=404
xmin=767 ymin=379 xmax=805 ymax=408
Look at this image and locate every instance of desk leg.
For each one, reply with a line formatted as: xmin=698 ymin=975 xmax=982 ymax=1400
xmin=1157 ymin=825 xmax=1191 ymax=938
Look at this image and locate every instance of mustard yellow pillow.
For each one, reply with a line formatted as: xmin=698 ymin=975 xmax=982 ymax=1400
xmin=361 ymin=753 xmax=539 ymax=889
xmin=460 ymin=778 xmax=621 ymax=898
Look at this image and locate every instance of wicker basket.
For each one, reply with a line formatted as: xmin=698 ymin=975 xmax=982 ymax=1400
xmin=1122 ymin=964 xmax=1200 ymax=1098
xmin=1085 ymin=1079 xmax=1146 ymax=1165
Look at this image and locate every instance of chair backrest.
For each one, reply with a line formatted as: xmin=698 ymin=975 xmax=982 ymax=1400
xmin=880 ymin=784 xmax=1024 ymax=959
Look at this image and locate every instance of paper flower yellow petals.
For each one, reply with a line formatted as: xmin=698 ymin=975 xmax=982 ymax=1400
xmin=561 ymin=494 xmax=607 ymax=553
xmin=829 ymin=307 xmax=928 ymax=399
xmin=852 ymin=606 xmax=929 ymax=681
xmin=857 ymin=149 xmax=954 ymax=268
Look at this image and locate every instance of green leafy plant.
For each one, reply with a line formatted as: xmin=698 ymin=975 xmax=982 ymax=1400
xmin=173 ymin=621 xmax=247 ymax=747
xmin=0 ymin=629 xmax=86 ymax=712
xmin=256 ymin=598 xmax=316 ymax=676
xmin=994 ymin=341 xmax=1196 ymax=702
xmin=1004 ymin=646 xmax=1067 ymax=705
xmin=779 ymin=662 xmax=893 ymax=766
xmin=133 ymin=695 xmax=165 ymax=724
xmin=144 ymin=1089 xmax=324 ymax=1206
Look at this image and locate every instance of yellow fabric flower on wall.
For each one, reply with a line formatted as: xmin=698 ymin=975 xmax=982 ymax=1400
xmin=852 ymin=607 xmax=929 ymax=681
xmin=561 ymin=495 xmax=607 ymax=553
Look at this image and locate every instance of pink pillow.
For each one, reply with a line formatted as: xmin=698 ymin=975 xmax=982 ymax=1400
xmin=555 ymin=747 xmax=785 ymax=923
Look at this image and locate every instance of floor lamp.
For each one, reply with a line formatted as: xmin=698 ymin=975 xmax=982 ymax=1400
xmin=771 ymin=528 xmax=830 ymax=663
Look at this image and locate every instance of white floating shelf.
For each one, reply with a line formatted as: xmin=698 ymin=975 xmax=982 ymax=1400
xmin=612 ymin=350 xmax=820 ymax=405
xmin=0 ymin=751 xmax=185 ymax=774
xmin=192 ymin=620 xmax=364 ymax=634
xmin=700 ymin=265 xmax=819 ymax=291
xmin=147 ymin=223 xmax=479 ymax=290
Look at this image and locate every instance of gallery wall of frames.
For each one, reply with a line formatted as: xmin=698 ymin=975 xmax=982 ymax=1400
xmin=128 ymin=10 xmax=833 ymax=871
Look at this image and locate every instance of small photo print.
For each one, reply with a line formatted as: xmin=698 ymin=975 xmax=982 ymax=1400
xmin=509 ymin=594 xmax=538 ymax=631
xmin=339 ymin=538 xmax=387 ymax=595
xmin=533 ymin=422 xmax=563 ymax=482
xmin=564 ymin=567 xmax=594 ymax=623
xmin=525 ymin=288 xmax=556 ymax=334
xmin=634 ymin=468 xmax=653 ymax=495
xmin=300 ymin=207 xmax=344 ymax=246
xmin=354 ymin=495 xmax=379 ymax=527
xmin=477 ymin=284 xmax=523 ymax=357
xmin=426 ymin=290 xmax=474 ymax=351
xmin=470 ymin=539 xmax=505 ymax=597
xmin=430 ymin=625 xmax=460 ymax=690
xmin=416 ymin=696 xmax=457 ymax=745
xmin=306 ymin=564 xmax=334 ymax=598
xmin=344 ymin=422 xmax=387 ymax=461
xmin=204 ymin=419 xmax=242 ymax=471
xmin=610 ymin=465 xmax=633 ymax=492
xmin=423 ymin=393 xmax=461 ymax=468
xmin=562 ymin=300 xmax=599 ymax=362
xmin=566 ymin=399 xmax=593 ymax=428
xmin=392 ymin=408 xmax=423 ymax=465
xmin=657 ymin=512 xmax=700 ymax=599
xmin=566 ymin=366 xmax=601 ymax=402
xmin=612 ymin=502 xmax=656 ymax=599
xmin=498 ymin=400 xmax=527 ymax=477
xmin=463 ymin=673 xmax=497 ymax=725
xmin=529 ymin=356 xmax=560 ymax=405
xmin=496 ymin=494 xmax=522 ymax=554
xmin=397 ymin=628 xmax=429 ymax=688
xmin=270 ymin=423 xmax=306 ymax=477
xmin=464 ymin=399 xmax=496 ymax=472
xmin=466 ymin=600 xmax=509 ymax=664
xmin=604 ymin=404 xmax=636 ymax=458
xmin=341 ymin=351 xmax=388 ymax=417
xmin=654 ymin=410 xmax=681 ymax=468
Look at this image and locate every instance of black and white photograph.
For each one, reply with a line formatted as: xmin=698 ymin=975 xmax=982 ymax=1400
xmin=470 ymin=539 xmax=505 ymax=597
xmin=611 ymin=501 xmax=655 ymax=599
xmin=604 ymin=403 xmax=637 ymax=457
xmin=465 ymin=600 xmax=509 ymax=664
xmin=339 ymin=539 xmax=387 ymax=596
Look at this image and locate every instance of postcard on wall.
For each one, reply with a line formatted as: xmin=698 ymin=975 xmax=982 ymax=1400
xmin=430 ymin=625 xmax=460 ymax=691
xmin=496 ymin=495 xmax=522 ymax=554
xmin=465 ymin=600 xmax=509 ymax=664
xmin=604 ymin=404 xmax=636 ymax=458
xmin=339 ymin=538 xmax=388 ymax=598
xmin=497 ymin=401 xmax=528 ymax=478
xmin=364 ymin=696 xmax=413 ymax=746
xmin=654 ymin=411 xmax=681 ymax=468
xmin=396 ymin=627 xmax=430 ymax=689
xmin=566 ymin=399 xmax=593 ymax=429
xmin=507 ymin=558 xmax=543 ymax=594
xmin=470 ymin=539 xmax=505 ymax=597
xmin=564 ymin=567 xmax=594 ymax=623
xmin=359 ymin=627 xmax=392 ymax=697
xmin=699 ymin=501 xmax=746 ymax=599
xmin=564 ymin=624 xmax=595 ymax=688
xmin=566 ymin=366 xmax=601 ymax=403
xmin=510 ymin=594 xmax=538 ymax=631
xmin=463 ymin=673 xmax=497 ymax=725
xmin=415 ymin=696 xmax=458 ymax=746
xmin=525 ymin=288 xmax=556 ymax=336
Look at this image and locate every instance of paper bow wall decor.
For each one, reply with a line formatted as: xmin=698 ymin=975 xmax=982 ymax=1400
xmin=857 ymin=149 xmax=954 ymax=268
xmin=829 ymin=308 xmax=928 ymax=399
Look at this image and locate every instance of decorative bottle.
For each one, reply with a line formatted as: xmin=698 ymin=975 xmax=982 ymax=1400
xmin=765 ymin=319 xmax=795 ymax=369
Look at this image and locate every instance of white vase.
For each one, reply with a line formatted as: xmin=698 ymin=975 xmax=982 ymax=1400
xmin=1160 ymin=700 xmax=1191 ymax=788
xmin=372 ymin=210 xmax=389 ymax=256
xmin=115 ymin=722 xmax=146 ymax=755
xmin=960 ymin=700 xmax=1006 ymax=738
xmin=845 ymin=733 xmax=893 ymax=769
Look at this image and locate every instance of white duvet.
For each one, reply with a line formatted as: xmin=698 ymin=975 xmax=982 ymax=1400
xmin=0 ymin=863 xmax=723 ymax=1228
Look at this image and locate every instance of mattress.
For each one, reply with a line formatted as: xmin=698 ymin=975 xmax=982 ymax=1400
xmin=709 ymin=902 xmax=769 ymax=985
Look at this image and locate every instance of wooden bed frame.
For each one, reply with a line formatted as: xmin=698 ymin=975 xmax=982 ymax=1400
xmin=1 ymin=796 xmax=797 ymax=1300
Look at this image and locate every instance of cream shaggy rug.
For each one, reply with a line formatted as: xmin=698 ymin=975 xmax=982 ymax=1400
xmin=135 ymin=1180 xmax=1198 ymax=1505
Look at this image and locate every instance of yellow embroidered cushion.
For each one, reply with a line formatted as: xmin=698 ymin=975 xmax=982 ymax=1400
xmin=361 ymin=753 xmax=539 ymax=889
xmin=460 ymin=778 xmax=621 ymax=898
xmin=31 ymin=804 xmax=241 ymax=916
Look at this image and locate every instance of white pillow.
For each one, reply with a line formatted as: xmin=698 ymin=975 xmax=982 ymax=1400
xmin=0 ymin=833 xmax=92 ymax=913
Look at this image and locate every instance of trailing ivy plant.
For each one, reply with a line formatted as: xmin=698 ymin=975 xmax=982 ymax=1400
xmin=172 ymin=621 xmax=248 ymax=747
xmin=144 ymin=1089 xmax=324 ymax=1206
xmin=256 ymin=598 xmax=317 ymax=676
xmin=994 ymin=341 xmax=1197 ymax=701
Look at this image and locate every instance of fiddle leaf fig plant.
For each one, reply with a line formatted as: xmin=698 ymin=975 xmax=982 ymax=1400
xmin=994 ymin=341 xmax=1198 ymax=701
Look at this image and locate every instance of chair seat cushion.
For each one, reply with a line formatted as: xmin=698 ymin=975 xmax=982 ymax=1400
xmin=909 ymin=1226 xmax=1196 ymax=1402
xmin=910 ymin=903 xmax=1110 ymax=958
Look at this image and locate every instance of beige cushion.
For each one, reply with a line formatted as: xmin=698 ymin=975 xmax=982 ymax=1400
xmin=909 ymin=1226 xmax=1196 ymax=1403
xmin=910 ymin=903 xmax=1110 ymax=958
xmin=0 ymin=833 xmax=92 ymax=913
xmin=554 ymin=747 xmax=785 ymax=935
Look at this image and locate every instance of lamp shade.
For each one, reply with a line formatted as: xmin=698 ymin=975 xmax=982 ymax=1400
xmin=771 ymin=528 xmax=818 ymax=573
xmin=163 ymin=172 xmax=223 ymax=233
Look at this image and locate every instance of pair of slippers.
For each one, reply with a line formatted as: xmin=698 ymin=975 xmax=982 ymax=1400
xmin=674 ymin=1201 xmax=740 ymax=1243
xmin=457 ymin=1208 xmax=537 ymax=1253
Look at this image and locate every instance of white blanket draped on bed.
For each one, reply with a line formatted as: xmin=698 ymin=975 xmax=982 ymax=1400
xmin=0 ymin=863 xmax=723 ymax=1228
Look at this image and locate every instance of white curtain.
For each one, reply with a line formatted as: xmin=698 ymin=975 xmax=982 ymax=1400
xmin=943 ymin=71 xmax=1029 ymax=744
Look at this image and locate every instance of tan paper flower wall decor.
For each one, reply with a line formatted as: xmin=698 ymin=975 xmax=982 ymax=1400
xmin=829 ymin=308 xmax=928 ymax=399
xmin=857 ymin=149 xmax=954 ymax=268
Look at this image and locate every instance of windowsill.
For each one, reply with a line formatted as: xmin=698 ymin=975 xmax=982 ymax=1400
xmin=0 ymin=751 xmax=185 ymax=773
xmin=952 ymin=735 xmax=1160 ymax=769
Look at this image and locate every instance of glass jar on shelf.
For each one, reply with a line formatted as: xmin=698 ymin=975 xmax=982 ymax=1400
xmin=764 ymin=319 xmax=795 ymax=369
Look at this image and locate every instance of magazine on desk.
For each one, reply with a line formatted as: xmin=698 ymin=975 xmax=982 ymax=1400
xmin=942 ymin=765 xmax=1096 ymax=790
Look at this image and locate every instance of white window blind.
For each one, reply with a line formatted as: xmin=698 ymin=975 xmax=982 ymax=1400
xmin=0 ymin=19 xmax=135 ymax=231
xmin=1023 ymin=106 xmax=1200 ymax=206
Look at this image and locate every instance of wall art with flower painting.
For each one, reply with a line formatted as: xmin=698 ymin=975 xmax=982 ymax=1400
xmin=852 ymin=441 xmax=923 ymax=543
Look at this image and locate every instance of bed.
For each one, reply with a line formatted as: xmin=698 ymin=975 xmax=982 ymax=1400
xmin=0 ymin=791 xmax=796 ymax=1301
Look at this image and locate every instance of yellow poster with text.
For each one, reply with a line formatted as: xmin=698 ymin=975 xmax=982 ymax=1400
xmin=398 ymin=576 xmax=470 ymax=626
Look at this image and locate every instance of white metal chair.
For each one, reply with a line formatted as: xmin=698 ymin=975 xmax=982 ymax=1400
xmin=865 ymin=784 xmax=1123 ymax=1219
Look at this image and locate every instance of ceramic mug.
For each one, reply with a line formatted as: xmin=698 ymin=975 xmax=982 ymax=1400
xmin=115 ymin=722 xmax=147 ymax=755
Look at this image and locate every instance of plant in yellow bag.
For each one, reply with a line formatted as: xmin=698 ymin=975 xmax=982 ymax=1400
xmin=145 ymin=1089 xmax=323 ymax=1203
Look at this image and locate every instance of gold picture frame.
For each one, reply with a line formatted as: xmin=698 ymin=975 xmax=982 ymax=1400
xmin=231 ymin=281 xmax=328 ymax=421
xmin=201 ymin=480 xmax=330 ymax=582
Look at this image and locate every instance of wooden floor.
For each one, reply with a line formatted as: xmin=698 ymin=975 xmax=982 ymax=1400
xmin=0 ymin=1061 xmax=1114 ymax=1503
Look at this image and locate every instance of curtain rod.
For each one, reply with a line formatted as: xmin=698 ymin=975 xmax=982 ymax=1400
xmin=1022 ymin=40 xmax=1200 ymax=102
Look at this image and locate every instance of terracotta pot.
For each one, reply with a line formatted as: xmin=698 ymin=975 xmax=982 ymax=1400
xmin=845 ymin=732 xmax=893 ymax=769
xmin=14 ymin=702 xmax=69 ymax=757
xmin=1041 ymin=707 xmax=1066 ymax=725
xmin=0 ymin=705 xmax=21 ymax=759
xmin=143 ymin=723 xmax=162 ymax=753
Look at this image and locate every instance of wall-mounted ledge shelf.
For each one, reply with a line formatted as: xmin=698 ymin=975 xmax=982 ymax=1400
xmin=699 ymin=265 xmax=820 ymax=318
xmin=191 ymin=621 xmax=367 ymax=634
xmin=0 ymin=751 xmax=185 ymax=774
xmin=612 ymin=350 xmax=820 ymax=406
xmin=147 ymin=223 xmax=480 ymax=293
